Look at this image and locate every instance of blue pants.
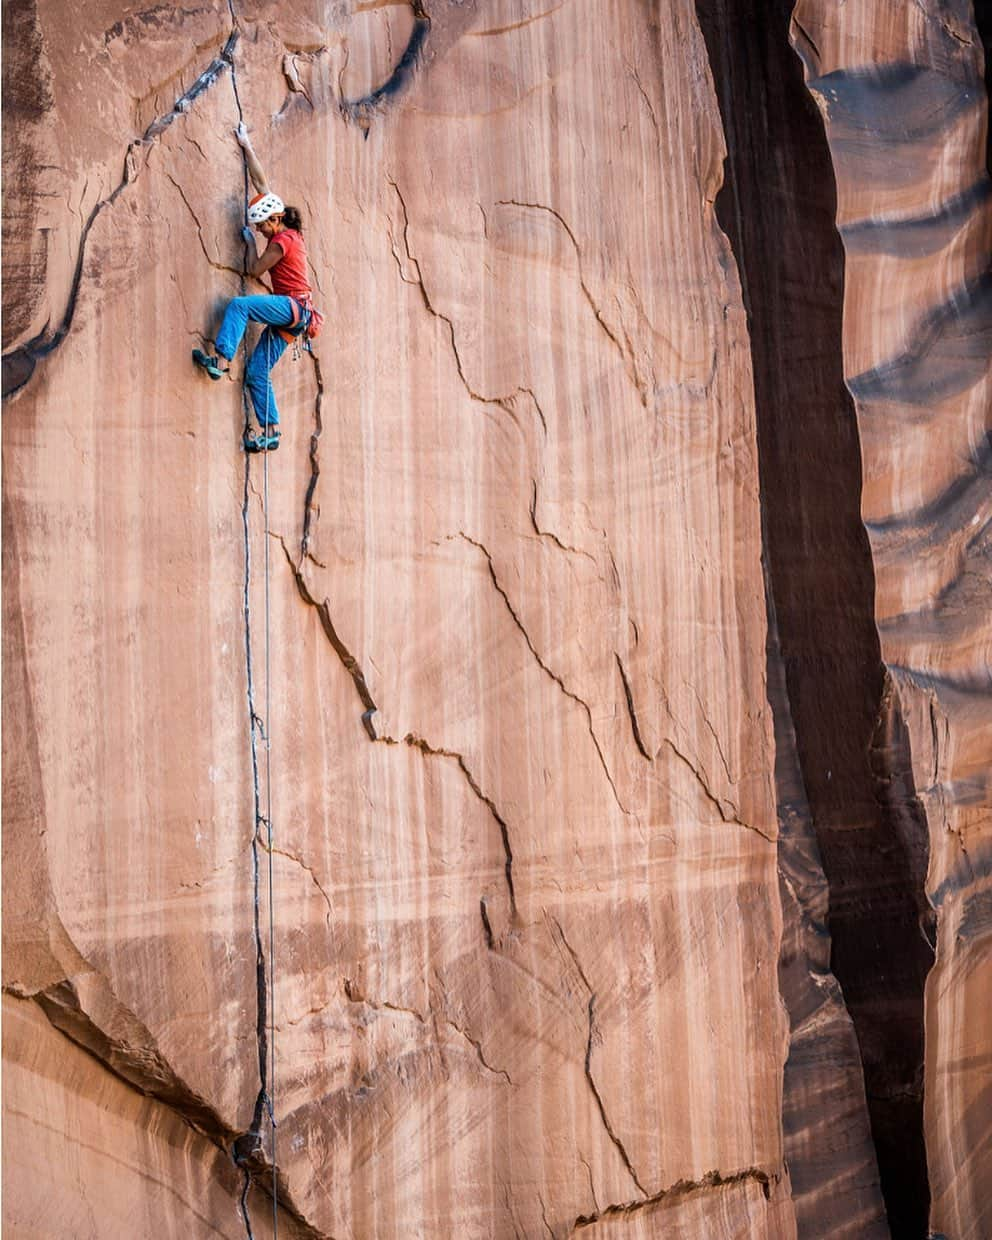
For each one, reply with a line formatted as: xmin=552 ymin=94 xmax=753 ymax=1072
xmin=216 ymin=295 xmax=294 ymax=426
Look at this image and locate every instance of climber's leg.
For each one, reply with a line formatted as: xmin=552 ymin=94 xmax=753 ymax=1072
xmin=214 ymin=295 xmax=295 ymax=362
xmin=245 ymin=328 xmax=289 ymax=428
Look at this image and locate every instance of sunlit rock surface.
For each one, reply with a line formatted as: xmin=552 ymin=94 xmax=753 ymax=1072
xmin=3 ymin=0 xmax=989 ymax=1236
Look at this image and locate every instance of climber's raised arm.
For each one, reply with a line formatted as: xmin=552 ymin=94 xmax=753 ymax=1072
xmin=235 ymin=122 xmax=269 ymax=194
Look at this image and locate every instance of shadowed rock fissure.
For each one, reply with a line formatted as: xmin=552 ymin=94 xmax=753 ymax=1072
xmin=227 ymin=23 xmax=279 ymax=1237
xmin=695 ymin=4 xmax=935 ymax=1237
xmin=974 ymin=1 xmax=992 ymax=176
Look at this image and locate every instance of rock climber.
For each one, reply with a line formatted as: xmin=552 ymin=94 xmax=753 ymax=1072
xmin=192 ymin=122 xmax=319 ymax=452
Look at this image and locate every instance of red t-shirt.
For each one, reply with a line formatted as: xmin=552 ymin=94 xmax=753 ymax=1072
xmin=266 ymin=228 xmax=312 ymax=300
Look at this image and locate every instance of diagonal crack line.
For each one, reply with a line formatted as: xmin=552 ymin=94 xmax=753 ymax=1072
xmin=455 ymin=532 xmax=631 ymax=816
xmin=386 ymin=178 xmax=546 ymax=432
xmin=495 ymin=199 xmax=648 ymax=404
xmin=624 ymin=60 xmax=661 ymax=139
xmin=615 ymin=653 xmax=651 ymax=760
xmin=395 ymin=731 xmax=517 ymax=915
xmin=11 ymin=986 xmax=329 ymax=1238
xmin=442 ymin=1016 xmax=514 ymax=1084
xmin=268 ymin=847 xmax=332 ymax=923
xmin=343 ymin=978 xmax=427 ymax=1024
xmin=165 ymin=173 xmax=242 ymax=277
xmin=660 ymin=737 xmax=773 ymax=841
xmin=2 ymin=31 xmax=240 ymax=400
xmin=569 ymin=1165 xmax=773 ymax=1232
xmin=277 ymin=537 xmax=378 ymax=737
xmin=550 ymin=917 xmax=647 ymax=1198
xmin=530 ymin=479 xmax=595 ymax=560
xmin=685 ymin=680 xmax=736 ymax=788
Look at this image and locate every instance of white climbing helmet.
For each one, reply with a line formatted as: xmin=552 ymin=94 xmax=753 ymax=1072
xmin=247 ymin=192 xmax=285 ymax=224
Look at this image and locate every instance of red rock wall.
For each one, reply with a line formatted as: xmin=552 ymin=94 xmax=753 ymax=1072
xmin=2 ymin=1 xmax=988 ymax=1237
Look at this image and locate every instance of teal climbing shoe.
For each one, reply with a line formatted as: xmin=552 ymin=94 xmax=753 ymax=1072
xmin=192 ymin=348 xmax=228 ymax=380
xmin=244 ymin=429 xmax=280 ymax=453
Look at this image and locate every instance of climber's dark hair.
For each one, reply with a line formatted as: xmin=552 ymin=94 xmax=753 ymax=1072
xmin=282 ymin=205 xmax=303 ymax=234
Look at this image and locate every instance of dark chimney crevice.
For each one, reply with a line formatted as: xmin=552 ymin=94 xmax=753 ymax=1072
xmin=693 ymin=4 xmax=936 ymax=1236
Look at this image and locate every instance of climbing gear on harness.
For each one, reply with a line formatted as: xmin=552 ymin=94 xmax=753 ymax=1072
xmin=276 ymin=295 xmax=324 ymax=346
xmin=247 ymin=191 xmax=285 ymax=223
xmin=192 ymin=348 xmax=228 ymax=380
xmin=244 ymin=428 xmax=280 ymax=453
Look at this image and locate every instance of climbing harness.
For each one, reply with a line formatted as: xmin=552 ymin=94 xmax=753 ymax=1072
xmin=276 ymin=293 xmax=324 ymax=349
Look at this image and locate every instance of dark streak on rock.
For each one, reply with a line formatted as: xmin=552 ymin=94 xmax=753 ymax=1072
xmin=865 ymin=430 xmax=991 ymax=541
xmin=809 ymin=60 xmax=980 ymax=144
xmin=847 ymin=271 xmax=992 ymax=409
xmin=841 ymin=179 xmax=992 ymax=258
xmin=340 ymin=0 xmax=430 ymax=128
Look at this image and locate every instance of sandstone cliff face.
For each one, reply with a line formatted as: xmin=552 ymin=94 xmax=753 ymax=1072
xmin=2 ymin=3 xmax=989 ymax=1239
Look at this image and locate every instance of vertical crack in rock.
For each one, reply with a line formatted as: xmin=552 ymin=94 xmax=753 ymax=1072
xmin=236 ymin=248 xmax=275 ymax=1240
xmin=694 ymin=3 xmax=935 ymax=1234
xmin=227 ymin=24 xmax=278 ymax=1237
xmin=614 ymin=652 xmax=651 ymax=760
xmin=479 ymin=897 xmax=496 ymax=949
xmin=300 ymin=351 xmax=325 ymax=563
xmin=454 ymin=532 xmax=630 ymax=816
xmin=550 ymin=917 xmax=647 ymax=1198
xmin=1 ymin=30 xmax=239 ymax=399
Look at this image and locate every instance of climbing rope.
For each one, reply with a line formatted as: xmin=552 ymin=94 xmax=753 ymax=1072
xmin=262 ymin=390 xmax=278 ymax=1240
